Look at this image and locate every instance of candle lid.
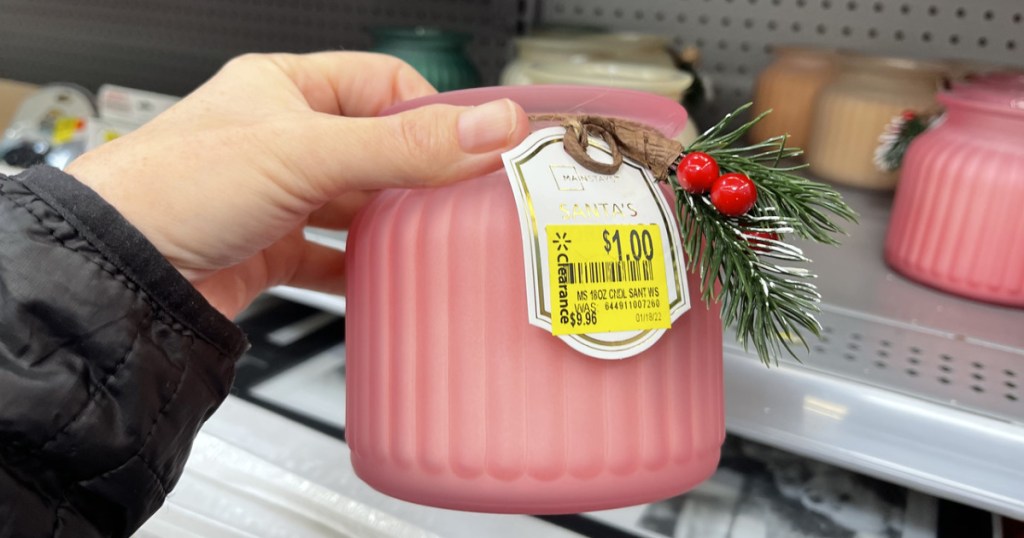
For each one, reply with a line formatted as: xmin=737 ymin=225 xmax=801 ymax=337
xmin=839 ymin=52 xmax=948 ymax=77
xmin=942 ymin=71 xmax=1024 ymax=115
xmin=381 ymin=85 xmax=689 ymax=138
xmin=769 ymin=45 xmax=840 ymax=63
xmin=523 ymin=62 xmax=695 ymax=101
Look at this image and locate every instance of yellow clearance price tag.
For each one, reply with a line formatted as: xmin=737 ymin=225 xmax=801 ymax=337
xmin=52 ymin=117 xmax=82 ymax=145
xmin=547 ymin=224 xmax=671 ymax=336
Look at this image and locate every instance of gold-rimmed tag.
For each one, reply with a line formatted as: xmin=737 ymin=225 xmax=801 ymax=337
xmin=503 ymin=127 xmax=691 ymax=360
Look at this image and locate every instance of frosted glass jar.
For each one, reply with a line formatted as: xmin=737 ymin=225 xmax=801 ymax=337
xmin=345 ymin=86 xmax=724 ymax=514
xmin=807 ymin=54 xmax=947 ymax=190
xmin=370 ymin=27 xmax=480 ymax=93
xmin=523 ymin=61 xmax=700 ymax=145
xmin=750 ymin=46 xmax=839 ymax=151
xmin=885 ymin=73 xmax=1024 ymax=305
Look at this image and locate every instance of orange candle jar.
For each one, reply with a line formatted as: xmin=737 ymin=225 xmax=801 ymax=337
xmin=750 ymin=46 xmax=839 ymax=151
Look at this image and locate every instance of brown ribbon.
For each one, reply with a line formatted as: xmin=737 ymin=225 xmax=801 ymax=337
xmin=528 ymin=114 xmax=684 ymax=181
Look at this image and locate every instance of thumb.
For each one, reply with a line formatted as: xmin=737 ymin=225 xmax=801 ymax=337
xmin=294 ymin=98 xmax=530 ymax=196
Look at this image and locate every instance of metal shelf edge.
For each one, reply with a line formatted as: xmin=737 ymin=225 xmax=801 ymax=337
xmin=724 ymin=346 xmax=1024 ymax=519
xmin=266 ymin=286 xmax=346 ymax=317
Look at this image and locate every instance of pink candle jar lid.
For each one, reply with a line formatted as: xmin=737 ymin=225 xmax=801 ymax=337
xmin=381 ymin=85 xmax=689 ymax=138
xmin=964 ymin=71 xmax=1024 ymax=87
xmin=942 ymin=71 xmax=1024 ymax=116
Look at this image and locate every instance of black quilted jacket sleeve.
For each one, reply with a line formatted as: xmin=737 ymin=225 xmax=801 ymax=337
xmin=0 ymin=166 xmax=248 ymax=537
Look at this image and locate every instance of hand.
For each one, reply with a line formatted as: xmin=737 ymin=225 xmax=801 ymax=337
xmin=66 ymin=52 xmax=529 ymax=318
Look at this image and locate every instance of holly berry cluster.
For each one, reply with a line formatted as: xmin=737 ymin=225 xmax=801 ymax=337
xmin=675 ymin=151 xmax=781 ymax=251
xmin=657 ymin=103 xmax=857 ymax=365
xmin=874 ymin=109 xmax=934 ymax=173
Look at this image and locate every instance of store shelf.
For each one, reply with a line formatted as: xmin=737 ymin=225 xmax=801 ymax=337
xmin=723 ymin=184 xmax=1024 ymax=519
xmin=266 ymin=286 xmax=346 ymax=317
xmin=265 ymin=227 xmax=347 ymax=316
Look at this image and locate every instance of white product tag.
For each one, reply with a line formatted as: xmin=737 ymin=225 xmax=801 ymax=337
xmin=97 ymin=85 xmax=179 ymax=127
xmin=503 ymin=127 xmax=690 ymax=360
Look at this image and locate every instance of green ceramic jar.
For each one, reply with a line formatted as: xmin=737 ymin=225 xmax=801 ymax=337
xmin=370 ymin=27 xmax=481 ymax=92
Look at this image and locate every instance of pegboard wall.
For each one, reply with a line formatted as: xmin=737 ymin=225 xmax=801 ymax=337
xmin=0 ymin=0 xmax=524 ymax=96
xmin=539 ymin=0 xmax=1024 ymax=124
xmin=1 ymin=1 xmax=1021 ymax=121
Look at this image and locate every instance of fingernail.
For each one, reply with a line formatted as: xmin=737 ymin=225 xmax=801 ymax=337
xmin=457 ymin=99 xmax=517 ymax=153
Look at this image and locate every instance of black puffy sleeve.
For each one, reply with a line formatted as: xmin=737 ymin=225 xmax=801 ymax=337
xmin=0 ymin=166 xmax=248 ymax=537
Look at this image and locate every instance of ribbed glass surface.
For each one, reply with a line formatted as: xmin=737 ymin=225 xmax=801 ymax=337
xmin=345 ymin=171 xmax=724 ymax=513
xmin=886 ymin=118 xmax=1024 ymax=306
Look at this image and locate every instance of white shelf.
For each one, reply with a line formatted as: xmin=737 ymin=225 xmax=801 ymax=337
xmin=266 ymin=286 xmax=346 ymax=316
xmin=724 ymin=185 xmax=1024 ymax=519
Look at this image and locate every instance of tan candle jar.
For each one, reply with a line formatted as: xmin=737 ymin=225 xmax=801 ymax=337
xmin=806 ymin=54 xmax=947 ymax=190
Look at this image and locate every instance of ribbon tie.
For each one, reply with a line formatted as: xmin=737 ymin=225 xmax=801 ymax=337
xmin=528 ymin=114 xmax=685 ymax=181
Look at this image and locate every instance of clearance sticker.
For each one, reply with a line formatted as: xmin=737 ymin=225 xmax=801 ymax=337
xmin=503 ymin=127 xmax=690 ymax=360
xmin=547 ymin=224 xmax=670 ymax=335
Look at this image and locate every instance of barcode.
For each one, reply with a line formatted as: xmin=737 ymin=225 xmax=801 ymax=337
xmin=562 ymin=260 xmax=654 ymax=285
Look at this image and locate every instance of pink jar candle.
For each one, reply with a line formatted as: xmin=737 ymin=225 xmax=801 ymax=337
xmin=886 ymin=73 xmax=1024 ymax=306
xmin=345 ymin=87 xmax=724 ymax=514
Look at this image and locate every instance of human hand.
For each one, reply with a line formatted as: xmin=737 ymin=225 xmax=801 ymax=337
xmin=66 ymin=52 xmax=529 ymax=318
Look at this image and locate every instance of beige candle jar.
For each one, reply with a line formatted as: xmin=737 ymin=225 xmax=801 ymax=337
xmin=750 ymin=46 xmax=839 ymax=151
xmin=499 ymin=36 xmax=601 ymax=86
xmin=522 ymin=61 xmax=700 ymax=145
xmin=807 ymin=54 xmax=947 ymax=190
xmin=500 ymin=32 xmax=679 ymax=87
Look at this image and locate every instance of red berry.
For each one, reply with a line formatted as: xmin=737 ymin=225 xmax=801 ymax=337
xmin=710 ymin=173 xmax=757 ymax=216
xmin=678 ymin=152 xmax=720 ymax=193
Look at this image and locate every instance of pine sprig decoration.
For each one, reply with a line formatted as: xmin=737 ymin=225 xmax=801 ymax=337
xmin=874 ymin=111 xmax=933 ymax=172
xmin=669 ymin=104 xmax=858 ymax=365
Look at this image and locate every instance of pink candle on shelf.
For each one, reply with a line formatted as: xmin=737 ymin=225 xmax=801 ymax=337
xmin=886 ymin=73 xmax=1024 ymax=306
xmin=345 ymin=86 xmax=724 ymax=514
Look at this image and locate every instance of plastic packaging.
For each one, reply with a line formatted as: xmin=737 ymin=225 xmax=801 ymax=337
xmin=137 ymin=434 xmax=437 ymax=538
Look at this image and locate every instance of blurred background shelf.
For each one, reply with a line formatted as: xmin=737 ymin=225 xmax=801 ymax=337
xmin=724 ymin=183 xmax=1024 ymax=520
xmin=265 ymin=227 xmax=347 ymax=316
